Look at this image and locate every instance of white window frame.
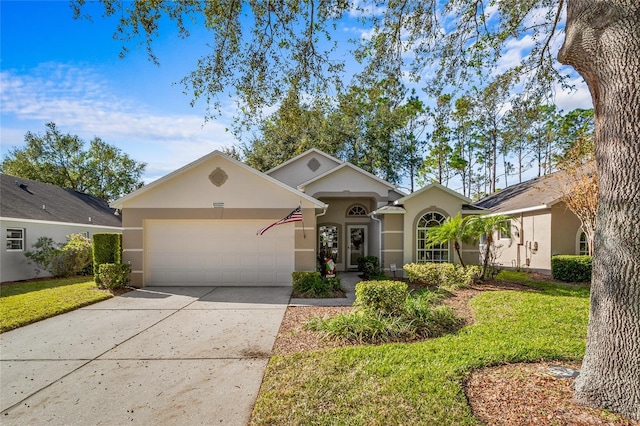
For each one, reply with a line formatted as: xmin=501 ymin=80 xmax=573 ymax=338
xmin=6 ymin=228 xmax=25 ymax=251
xmin=346 ymin=204 xmax=368 ymax=217
xmin=499 ymin=220 xmax=512 ymax=240
xmin=416 ymin=212 xmax=449 ymax=263
xmin=576 ymin=230 xmax=589 ymax=255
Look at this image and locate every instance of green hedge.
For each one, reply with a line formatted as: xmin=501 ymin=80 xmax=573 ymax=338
xmin=551 ymin=255 xmax=592 ymax=282
xmin=93 ymin=233 xmax=122 ymax=285
xmin=97 ymin=263 xmax=131 ymax=290
xmin=403 ymin=263 xmax=480 ymax=289
xmin=355 ymin=280 xmax=408 ymax=316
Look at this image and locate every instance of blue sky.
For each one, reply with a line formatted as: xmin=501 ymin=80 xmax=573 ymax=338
xmin=1 ymin=1 xmax=592 ymax=186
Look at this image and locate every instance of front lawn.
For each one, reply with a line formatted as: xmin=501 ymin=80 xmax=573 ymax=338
xmin=251 ymin=275 xmax=591 ymax=425
xmin=0 ymin=277 xmax=112 ymax=332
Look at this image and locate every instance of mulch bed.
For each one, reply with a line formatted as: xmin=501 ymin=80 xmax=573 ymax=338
xmin=272 ymin=280 xmax=639 ymax=425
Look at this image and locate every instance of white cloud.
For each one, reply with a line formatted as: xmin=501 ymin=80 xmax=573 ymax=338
xmin=0 ymin=63 xmax=238 ymax=183
xmin=553 ymin=75 xmax=593 ymax=112
xmin=348 ymin=0 xmax=386 ymax=18
xmin=493 ymin=34 xmax=537 ymax=75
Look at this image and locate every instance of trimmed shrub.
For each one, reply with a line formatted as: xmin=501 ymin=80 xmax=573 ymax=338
xmin=97 ymin=263 xmax=131 ymax=290
xmin=292 ymin=271 xmax=342 ymax=297
xmin=403 ymin=263 xmax=442 ymax=286
xmin=357 ymin=256 xmax=380 ymax=279
xmin=93 ymin=233 xmax=122 ymax=284
xmin=403 ymin=263 xmax=480 ymax=289
xmin=551 ymin=255 xmax=592 ymax=282
xmin=355 ymin=280 xmax=408 ymax=316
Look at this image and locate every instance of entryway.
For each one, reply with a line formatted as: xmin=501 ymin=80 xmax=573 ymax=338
xmin=347 ymin=225 xmax=367 ymax=269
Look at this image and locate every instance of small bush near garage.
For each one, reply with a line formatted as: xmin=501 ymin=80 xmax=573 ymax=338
xmin=403 ymin=263 xmax=480 ymax=289
xmin=25 ymin=234 xmax=93 ymax=278
xmin=292 ymin=271 xmax=344 ymax=298
xmin=93 ymin=233 xmax=122 ymax=285
xmin=551 ymin=255 xmax=592 ymax=282
xmin=97 ymin=263 xmax=131 ymax=290
xmin=307 ymin=284 xmax=461 ymax=344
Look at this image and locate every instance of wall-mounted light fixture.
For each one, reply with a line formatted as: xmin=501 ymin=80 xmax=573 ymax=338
xmin=212 ymin=202 xmax=224 ymax=208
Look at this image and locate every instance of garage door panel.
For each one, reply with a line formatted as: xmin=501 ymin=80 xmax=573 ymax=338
xmin=146 ymin=220 xmax=295 ymax=286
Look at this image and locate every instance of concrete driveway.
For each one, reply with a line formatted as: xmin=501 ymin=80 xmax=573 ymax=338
xmin=0 ymin=286 xmax=291 ymax=425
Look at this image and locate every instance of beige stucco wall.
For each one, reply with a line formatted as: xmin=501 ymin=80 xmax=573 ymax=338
xmin=550 ymin=203 xmax=584 ymax=255
xmin=118 ymin=155 xmax=320 ymax=210
xmin=401 ymin=186 xmax=471 ymax=266
xmin=303 ymin=166 xmax=391 ymax=199
xmin=381 ymin=214 xmax=404 ymax=273
xmin=492 ymin=210 xmax=553 ymax=271
xmin=267 ymin=151 xmax=341 ymax=188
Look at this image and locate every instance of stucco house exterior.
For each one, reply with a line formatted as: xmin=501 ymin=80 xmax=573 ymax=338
xmin=112 ymin=149 xmax=484 ymax=287
xmin=1 ymin=174 xmax=122 ymax=283
xmin=475 ymin=172 xmax=588 ymax=273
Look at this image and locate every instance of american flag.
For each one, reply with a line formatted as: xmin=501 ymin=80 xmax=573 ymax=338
xmin=257 ymin=206 xmax=303 ymax=235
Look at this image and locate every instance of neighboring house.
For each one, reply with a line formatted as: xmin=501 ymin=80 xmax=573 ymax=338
xmin=1 ymin=174 xmax=122 ymax=283
xmin=111 ymin=149 xmax=481 ymax=287
xmin=475 ymin=172 xmax=587 ymax=273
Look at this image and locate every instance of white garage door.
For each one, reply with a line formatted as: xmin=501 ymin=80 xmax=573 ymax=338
xmin=146 ymin=220 xmax=294 ymax=286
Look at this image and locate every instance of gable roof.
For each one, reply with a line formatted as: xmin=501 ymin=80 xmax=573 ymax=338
xmin=297 ymin=162 xmax=396 ymax=192
xmin=111 ymin=150 xmax=326 ymax=209
xmin=0 ymin=174 xmax=122 ymax=227
xmin=394 ymin=182 xmax=471 ymax=205
xmin=265 ymin=148 xmax=343 ymax=175
xmin=475 ymin=172 xmax=567 ymax=214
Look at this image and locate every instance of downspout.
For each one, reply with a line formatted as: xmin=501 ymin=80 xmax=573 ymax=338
xmin=517 ymin=212 xmax=524 ymax=269
xmin=370 ymin=213 xmax=383 ymax=271
xmin=315 ymin=204 xmax=329 ymax=267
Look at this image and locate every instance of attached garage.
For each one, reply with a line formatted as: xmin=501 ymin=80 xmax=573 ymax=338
xmin=111 ymin=151 xmax=325 ymax=288
xmin=146 ymin=220 xmax=294 ymax=286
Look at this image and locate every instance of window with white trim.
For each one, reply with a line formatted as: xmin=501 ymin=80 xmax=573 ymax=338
xmin=319 ymin=225 xmax=339 ymax=259
xmin=578 ymin=231 xmax=589 ymax=255
xmin=499 ymin=220 xmax=512 ymax=239
xmin=347 ymin=205 xmax=368 ymax=216
xmin=6 ymin=228 xmax=25 ymax=251
xmin=416 ymin=212 xmax=449 ymax=263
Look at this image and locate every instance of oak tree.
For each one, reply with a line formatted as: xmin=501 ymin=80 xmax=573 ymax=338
xmin=1 ymin=122 xmax=146 ymax=200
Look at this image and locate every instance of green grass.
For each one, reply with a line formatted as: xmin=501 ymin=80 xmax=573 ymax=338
xmin=251 ymin=275 xmax=590 ymax=425
xmin=0 ymin=277 xmax=112 ymax=332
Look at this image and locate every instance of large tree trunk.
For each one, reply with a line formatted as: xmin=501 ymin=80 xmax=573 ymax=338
xmin=558 ymin=0 xmax=640 ymax=420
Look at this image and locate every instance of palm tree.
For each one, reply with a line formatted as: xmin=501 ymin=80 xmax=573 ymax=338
xmin=425 ymin=213 xmax=472 ymax=267
xmin=467 ymin=214 xmax=511 ymax=280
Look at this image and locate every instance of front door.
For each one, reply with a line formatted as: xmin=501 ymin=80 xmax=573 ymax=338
xmin=347 ymin=225 xmax=368 ymax=269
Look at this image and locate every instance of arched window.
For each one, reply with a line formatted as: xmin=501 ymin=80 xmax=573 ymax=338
xmin=347 ymin=205 xmax=368 ymax=216
xmin=416 ymin=212 xmax=449 ymax=263
xmin=577 ymin=230 xmax=589 ymax=255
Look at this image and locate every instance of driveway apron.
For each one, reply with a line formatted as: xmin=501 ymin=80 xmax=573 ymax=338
xmin=0 ymin=286 xmax=290 ymax=425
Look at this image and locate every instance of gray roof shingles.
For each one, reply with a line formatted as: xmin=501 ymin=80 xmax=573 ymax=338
xmin=474 ymin=172 xmax=565 ymax=213
xmin=0 ymin=174 xmax=122 ymax=227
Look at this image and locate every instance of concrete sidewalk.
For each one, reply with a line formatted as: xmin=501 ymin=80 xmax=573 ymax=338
xmin=0 ymin=286 xmax=290 ymax=425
